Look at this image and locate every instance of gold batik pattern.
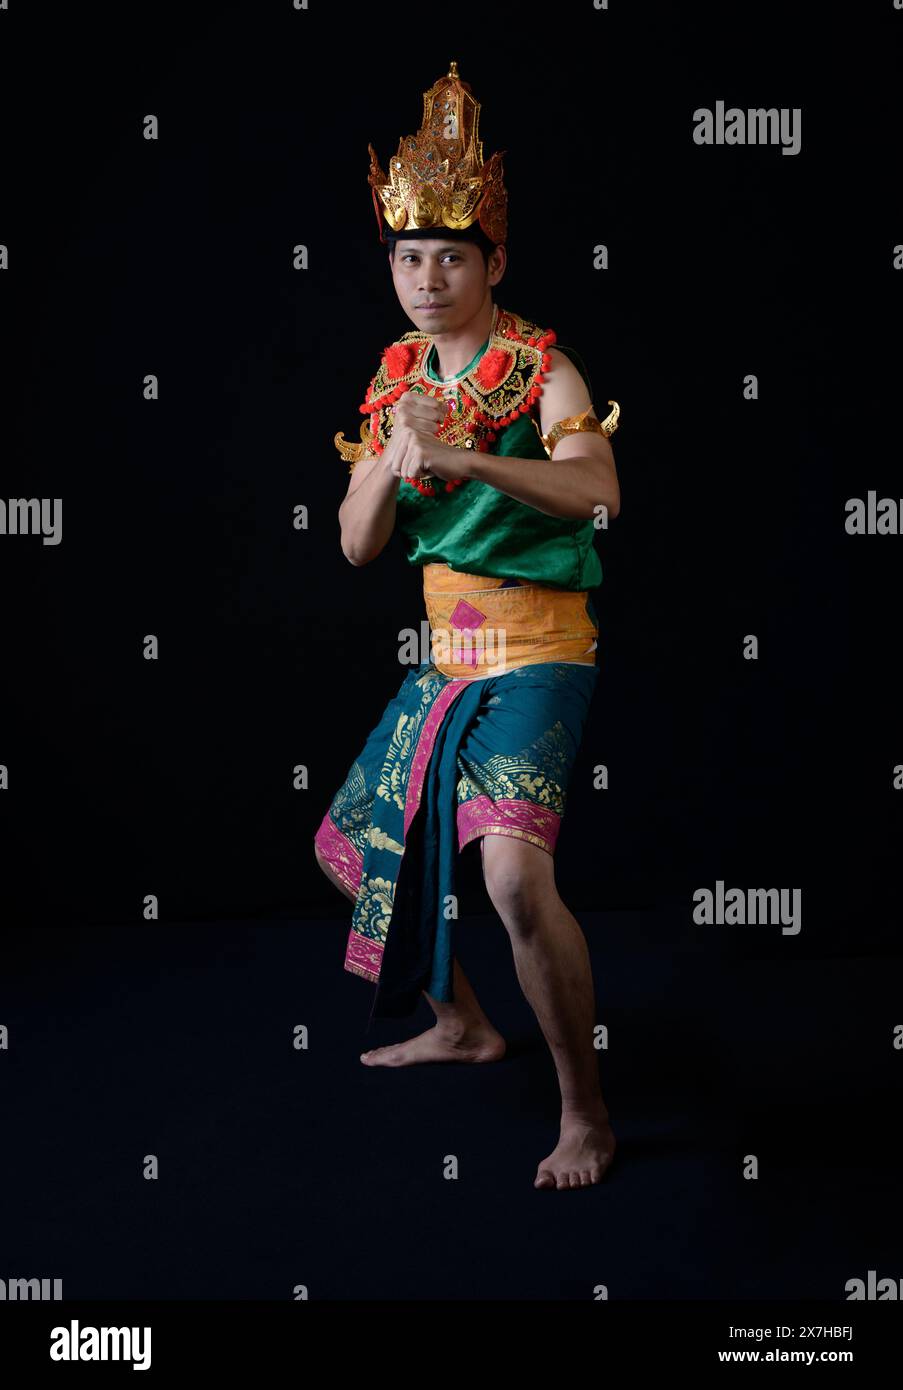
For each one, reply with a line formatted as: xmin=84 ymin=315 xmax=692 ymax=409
xmin=374 ymin=667 xmax=446 ymax=812
xmin=353 ymin=874 xmax=395 ymax=945
xmin=455 ymin=720 xmax=573 ymax=815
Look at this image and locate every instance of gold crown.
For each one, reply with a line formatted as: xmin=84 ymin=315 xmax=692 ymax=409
xmin=367 ymin=60 xmax=507 ymax=246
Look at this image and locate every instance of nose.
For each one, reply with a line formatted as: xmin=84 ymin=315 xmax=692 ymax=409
xmin=417 ymin=260 xmax=447 ymax=293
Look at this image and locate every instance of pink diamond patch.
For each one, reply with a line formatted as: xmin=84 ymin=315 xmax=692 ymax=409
xmin=449 ymin=599 xmax=487 ymax=632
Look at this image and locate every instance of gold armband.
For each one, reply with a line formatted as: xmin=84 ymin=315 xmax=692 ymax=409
xmin=539 ymin=400 xmax=620 ymax=459
xmin=334 ymin=422 xmax=378 ymax=474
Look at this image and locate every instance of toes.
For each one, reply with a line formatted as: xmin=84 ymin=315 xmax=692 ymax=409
xmin=537 ymin=1153 xmax=615 ymax=1190
xmin=538 ymin=1166 xmax=604 ymax=1189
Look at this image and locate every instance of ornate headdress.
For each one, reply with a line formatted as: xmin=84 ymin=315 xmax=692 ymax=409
xmin=367 ymin=60 xmax=507 ymax=246
xmin=334 ymin=61 xmax=620 ymax=485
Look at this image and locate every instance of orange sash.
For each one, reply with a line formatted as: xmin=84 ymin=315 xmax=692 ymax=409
xmin=422 ymin=563 xmax=598 ymax=680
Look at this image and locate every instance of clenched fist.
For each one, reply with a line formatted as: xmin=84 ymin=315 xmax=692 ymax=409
xmin=382 ymin=389 xmax=451 ymax=482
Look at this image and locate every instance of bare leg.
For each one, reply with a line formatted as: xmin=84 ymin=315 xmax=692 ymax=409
xmin=481 ymin=833 xmax=616 ymax=1190
xmin=313 ymin=844 xmax=505 ymax=1066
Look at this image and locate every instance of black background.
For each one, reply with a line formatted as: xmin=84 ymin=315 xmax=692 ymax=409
xmin=0 ymin=0 xmax=900 ymax=1306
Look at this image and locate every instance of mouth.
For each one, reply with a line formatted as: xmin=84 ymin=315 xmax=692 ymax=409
xmin=418 ymin=303 xmax=449 ymax=311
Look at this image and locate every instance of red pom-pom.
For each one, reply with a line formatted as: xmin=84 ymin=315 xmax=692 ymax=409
xmin=474 ymin=347 xmax=515 ymax=391
xmin=384 ymin=343 xmax=417 ymax=379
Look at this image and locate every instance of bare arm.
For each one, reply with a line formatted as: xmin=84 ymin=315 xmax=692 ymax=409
xmin=338 ymin=452 xmax=401 ymax=566
xmin=338 ymin=390 xmax=447 ymax=565
xmin=467 ymin=348 xmax=621 ymax=521
xmin=466 ymin=442 xmax=619 ymax=522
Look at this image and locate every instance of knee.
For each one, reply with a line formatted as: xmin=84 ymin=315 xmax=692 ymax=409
xmin=483 ymin=853 xmax=553 ymax=937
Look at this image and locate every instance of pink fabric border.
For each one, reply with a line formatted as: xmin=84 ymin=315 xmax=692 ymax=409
xmin=330 ymin=677 xmax=471 ymax=987
xmin=457 ymin=794 xmax=562 ymax=855
xmin=403 ymin=680 xmax=470 ymax=837
xmin=314 ymin=809 xmax=363 ymax=897
xmin=344 ymin=931 xmax=384 ymax=983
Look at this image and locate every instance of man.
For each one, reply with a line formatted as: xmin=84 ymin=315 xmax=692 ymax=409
xmin=315 ymin=62 xmax=621 ymax=1190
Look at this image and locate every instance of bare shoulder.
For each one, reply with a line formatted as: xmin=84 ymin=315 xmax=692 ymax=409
xmin=538 ymin=346 xmax=593 ymax=435
xmin=545 ymin=345 xmax=582 ymax=370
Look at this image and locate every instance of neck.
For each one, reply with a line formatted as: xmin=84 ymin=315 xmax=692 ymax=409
xmin=431 ymin=297 xmax=496 ymax=379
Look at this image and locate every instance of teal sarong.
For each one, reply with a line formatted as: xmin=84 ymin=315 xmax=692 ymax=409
xmin=314 ymin=658 xmax=598 ymax=1026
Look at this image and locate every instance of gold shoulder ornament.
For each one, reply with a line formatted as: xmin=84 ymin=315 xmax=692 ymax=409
xmin=334 ymin=422 xmax=377 ymax=473
xmin=539 ymin=401 xmax=620 ymax=459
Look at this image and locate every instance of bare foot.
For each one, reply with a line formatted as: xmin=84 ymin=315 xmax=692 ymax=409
xmin=534 ymin=1111 xmax=617 ymax=1189
xmin=360 ymin=1020 xmax=506 ymax=1067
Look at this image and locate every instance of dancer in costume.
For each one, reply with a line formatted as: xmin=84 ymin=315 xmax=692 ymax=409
xmin=314 ymin=62 xmax=622 ymax=1189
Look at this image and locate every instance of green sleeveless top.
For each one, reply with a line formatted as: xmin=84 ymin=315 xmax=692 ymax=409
xmin=393 ymin=328 xmax=604 ymax=591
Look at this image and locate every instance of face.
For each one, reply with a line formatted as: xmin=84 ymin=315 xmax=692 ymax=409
xmin=389 ymin=237 xmax=506 ymax=332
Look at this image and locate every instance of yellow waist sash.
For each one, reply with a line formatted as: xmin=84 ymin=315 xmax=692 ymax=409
xmin=422 ymin=563 xmax=598 ymax=680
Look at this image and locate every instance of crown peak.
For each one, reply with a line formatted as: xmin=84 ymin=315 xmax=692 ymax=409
xmin=367 ymin=63 xmax=507 ymax=247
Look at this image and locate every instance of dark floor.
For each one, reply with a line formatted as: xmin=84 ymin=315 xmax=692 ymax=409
xmin=1 ymin=910 xmax=898 ymax=1300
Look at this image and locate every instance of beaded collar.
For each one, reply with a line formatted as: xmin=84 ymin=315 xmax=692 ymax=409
xmin=357 ymin=305 xmax=557 ymax=495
